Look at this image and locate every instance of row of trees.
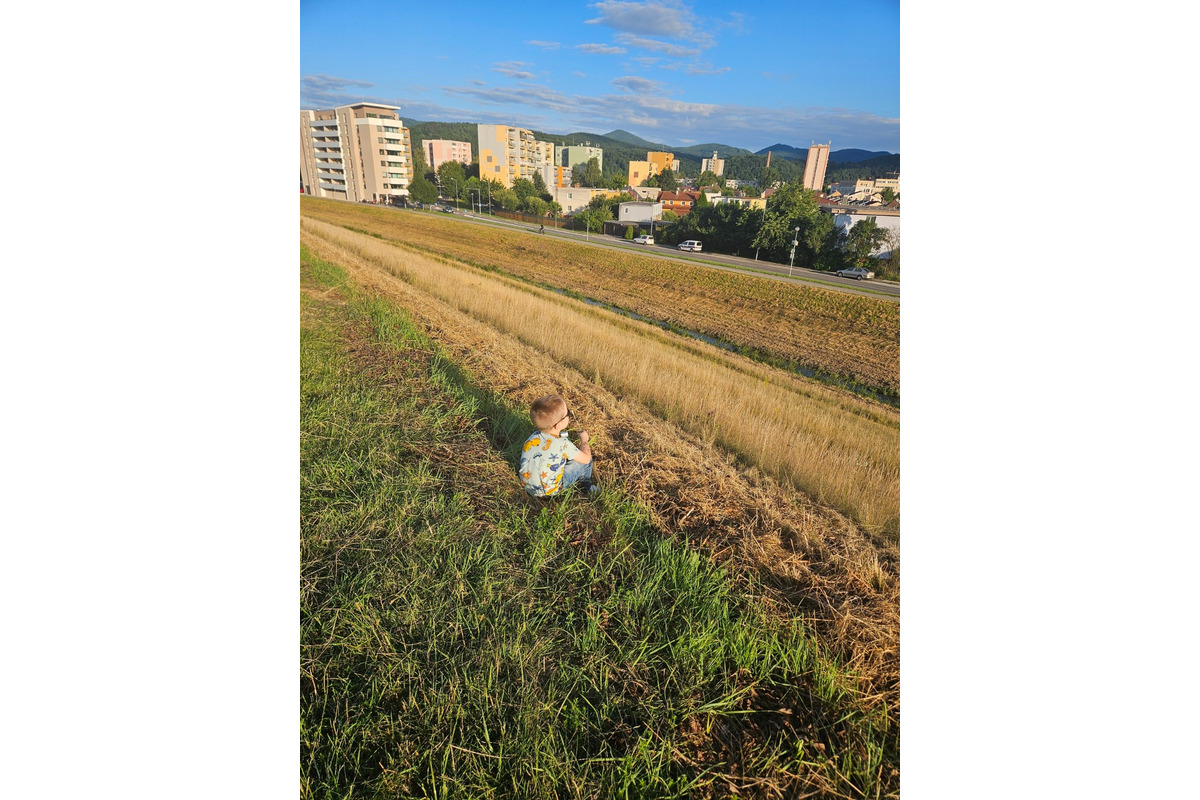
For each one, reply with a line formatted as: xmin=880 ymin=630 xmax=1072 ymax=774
xmin=661 ymin=183 xmax=897 ymax=275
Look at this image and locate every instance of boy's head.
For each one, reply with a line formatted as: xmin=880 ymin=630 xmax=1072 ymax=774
xmin=530 ymin=394 xmax=570 ymax=433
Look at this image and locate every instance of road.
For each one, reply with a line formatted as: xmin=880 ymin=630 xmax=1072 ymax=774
xmin=407 ymin=205 xmax=899 ymax=301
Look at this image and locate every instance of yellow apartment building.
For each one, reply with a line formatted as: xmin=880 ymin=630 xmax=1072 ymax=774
xmin=477 ymin=124 xmax=555 ymax=188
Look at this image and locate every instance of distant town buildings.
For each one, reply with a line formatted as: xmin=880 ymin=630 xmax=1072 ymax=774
xmin=423 ymin=139 xmax=472 ymax=171
xmin=300 ymin=102 xmax=413 ymax=203
xmin=477 ymin=124 xmax=555 ymax=188
xmin=701 ymin=151 xmax=725 ymax=177
xmin=802 ymin=143 xmax=830 ymax=191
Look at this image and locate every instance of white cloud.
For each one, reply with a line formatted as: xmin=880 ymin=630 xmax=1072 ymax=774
xmin=614 ymin=33 xmax=700 ymax=58
xmin=492 ymin=61 xmax=537 ymax=80
xmin=526 ymin=40 xmax=560 ymax=50
xmin=585 ymin=0 xmax=713 ymax=47
xmin=685 ymin=63 xmax=731 ymax=76
xmin=301 ymin=74 xmax=374 ymax=92
xmin=612 ymin=75 xmax=666 ymax=95
xmin=577 ymin=43 xmax=627 ymax=55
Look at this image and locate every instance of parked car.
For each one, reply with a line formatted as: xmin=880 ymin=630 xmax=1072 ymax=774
xmin=633 ymin=234 xmax=654 ymax=245
xmin=835 ymin=266 xmax=875 ymax=280
xmin=440 ymin=206 xmax=455 ymax=213
xmin=677 ymin=240 xmax=703 ymax=252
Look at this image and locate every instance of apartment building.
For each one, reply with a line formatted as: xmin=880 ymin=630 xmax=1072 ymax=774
xmin=802 ymin=143 xmax=830 ymax=191
xmin=300 ymin=103 xmax=414 ymax=203
xmin=628 ymin=151 xmax=680 ymax=188
xmin=647 ymin=151 xmax=678 ymax=174
xmin=477 ymin=124 xmax=554 ymax=188
xmin=423 ymin=139 xmax=472 ymax=171
xmin=855 ymin=176 xmax=901 ymax=195
xmin=701 ymin=151 xmax=725 ymax=177
xmin=555 ymin=145 xmax=603 ymax=171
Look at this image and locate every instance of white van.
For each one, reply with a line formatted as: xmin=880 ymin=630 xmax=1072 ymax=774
xmin=677 ymin=240 xmax=703 ymax=252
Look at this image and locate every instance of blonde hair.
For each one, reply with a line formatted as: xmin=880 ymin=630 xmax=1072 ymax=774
xmin=530 ymin=394 xmax=567 ymax=431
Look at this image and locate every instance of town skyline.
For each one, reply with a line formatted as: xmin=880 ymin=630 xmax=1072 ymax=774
xmin=300 ymin=0 xmax=900 ymax=153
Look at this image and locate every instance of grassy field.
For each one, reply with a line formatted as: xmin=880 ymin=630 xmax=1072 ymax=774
xmin=301 ymin=216 xmax=899 ymax=540
xmin=300 ymin=198 xmax=900 ymax=399
xmin=301 ymin=247 xmax=899 ymax=798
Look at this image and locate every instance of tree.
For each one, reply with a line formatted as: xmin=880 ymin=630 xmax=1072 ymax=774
xmin=750 ymin=181 xmax=836 ymax=269
xmin=512 ymin=177 xmax=538 ymax=204
xmin=607 ymin=173 xmax=629 ymax=190
xmin=571 ymin=164 xmax=585 ymax=188
xmin=577 ymin=206 xmax=610 ymax=233
xmin=436 ymin=160 xmax=466 ymax=192
xmin=696 ymin=170 xmax=721 ymax=189
xmin=581 ymin=157 xmax=602 ymax=188
xmin=408 ymin=173 xmax=437 ymax=205
xmin=845 ymin=217 xmax=890 ymax=266
xmin=759 ymin=166 xmax=779 ymax=190
xmin=522 ymin=196 xmax=549 ymax=216
xmin=492 ymin=186 xmax=519 ymax=211
xmin=656 ymin=168 xmax=679 ymax=192
xmin=881 ymin=187 xmax=896 ymax=204
xmin=531 ymin=171 xmax=549 ymax=199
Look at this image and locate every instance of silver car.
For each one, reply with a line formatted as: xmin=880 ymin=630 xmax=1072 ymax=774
xmin=835 ymin=266 xmax=875 ymax=280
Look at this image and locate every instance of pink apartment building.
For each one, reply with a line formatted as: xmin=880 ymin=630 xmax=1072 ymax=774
xmin=423 ymin=139 xmax=472 ymax=171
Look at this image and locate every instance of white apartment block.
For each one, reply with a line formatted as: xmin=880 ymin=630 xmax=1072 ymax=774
xmin=300 ymin=103 xmax=414 ymax=203
xmin=477 ymin=124 xmax=555 ymax=188
xmin=802 ymin=143 xmax=831 ymax=191
xmin=424 ymin=139 xmax=473 ymax=171
xmin=701 ymin=151 xmax=725 ymax=177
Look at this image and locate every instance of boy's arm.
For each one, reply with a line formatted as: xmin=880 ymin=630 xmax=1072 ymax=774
xmin=572 ymin=430 xmax=592 ymax=464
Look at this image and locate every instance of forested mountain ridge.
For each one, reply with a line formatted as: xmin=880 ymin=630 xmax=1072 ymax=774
xmin=402 ymin=120 xmax=898 ymax=183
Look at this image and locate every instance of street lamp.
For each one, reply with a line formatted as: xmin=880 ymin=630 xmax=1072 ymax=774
xmin=484 ymin=181 xmax=492 ymax=215
xmin=448 ymin=177 xmax=458 ymax=209
xmin=788 ymin=226 xmax=800 ymax=276
xmin=469 ymin=189 xmax=479 ymax=214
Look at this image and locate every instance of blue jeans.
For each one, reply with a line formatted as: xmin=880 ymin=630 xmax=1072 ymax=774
xmin=561 ymin=458 xmax=593 ymax=490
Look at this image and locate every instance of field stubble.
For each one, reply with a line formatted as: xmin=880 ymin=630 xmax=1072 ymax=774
xmin=300 ymin=198 xmax=899 ymax=398
xmin=301 ymin=216 xmax=899 ymax=540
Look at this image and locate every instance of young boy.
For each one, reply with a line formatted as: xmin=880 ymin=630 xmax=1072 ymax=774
xmin=519 ymin=394 xmax=598 ymax=498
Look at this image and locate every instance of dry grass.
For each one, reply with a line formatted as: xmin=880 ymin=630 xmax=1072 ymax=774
xmin=300 ymin=197 xmax=900 ymax=396
xmin=299 ymin=226 xmax=900 ymax=712
xmin=302 ymin=216 xmax=899 ymax=539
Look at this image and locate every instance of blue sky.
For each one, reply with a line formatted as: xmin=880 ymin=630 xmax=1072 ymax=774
xmin=301 ymin=0 xmax=899 ymax=153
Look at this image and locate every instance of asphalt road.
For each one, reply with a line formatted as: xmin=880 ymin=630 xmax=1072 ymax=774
xmin=407 ymin=206 xmax=899 ymax=301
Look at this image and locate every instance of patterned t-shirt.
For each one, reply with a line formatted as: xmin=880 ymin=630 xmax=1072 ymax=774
xmin=519 ymin=430 xmax=580 ymax=497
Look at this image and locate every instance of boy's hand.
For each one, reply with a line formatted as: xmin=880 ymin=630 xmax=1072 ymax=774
xmin=579 ymin=430 xmax=590 ymax=445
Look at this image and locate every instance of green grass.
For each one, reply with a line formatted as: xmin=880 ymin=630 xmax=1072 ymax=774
xmin=300 ymin=245 xmax=898 ymax=799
